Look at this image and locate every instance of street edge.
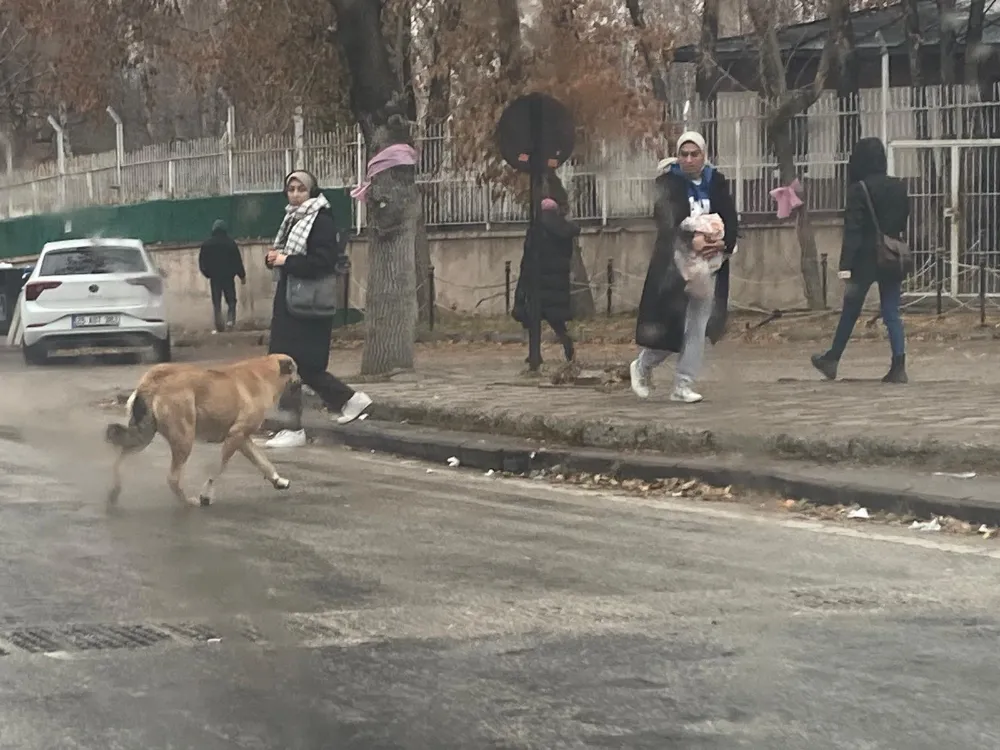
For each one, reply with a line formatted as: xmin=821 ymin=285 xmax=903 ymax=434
xmin=264 ymin=417 xmax=1000 ymax=527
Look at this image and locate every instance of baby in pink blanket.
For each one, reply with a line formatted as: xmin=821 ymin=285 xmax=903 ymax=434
xmin=675 ymin=212 xmax=726 ymax=300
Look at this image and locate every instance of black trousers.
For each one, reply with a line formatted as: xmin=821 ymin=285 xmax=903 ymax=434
xmin=524 ymin=318 xmax=575 ymax=363
xmin=210 ymin=277 xmax=237 ymax=331
xmin=277 ymin=368 xmax=356 ymax=429
xmin=547 ymin=318 xmax=575 ymax=360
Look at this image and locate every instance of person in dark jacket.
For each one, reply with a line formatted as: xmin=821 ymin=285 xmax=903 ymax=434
xmin=811 ymin=137 xmax=911 ymax=383
xmin=198 ymin=219 xmax=246 ymax=332
xmin=512 ymin=197 xmax=579 ymax=362
xmin=629 ymin=131 xmax=739 ymax=404
xmin=263 ymin=170 xmax=371 ymax=449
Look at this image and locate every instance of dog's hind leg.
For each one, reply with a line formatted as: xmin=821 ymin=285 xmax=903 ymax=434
xmin=238 ymin=439 xmax=291 ymax=491
xmin=166 ymin=439 xmax=193 ymax=506
xmin=108 ymin=450 xmax=127 ymax=506
xmin=197 ymin=434 xmax=243 ymax=507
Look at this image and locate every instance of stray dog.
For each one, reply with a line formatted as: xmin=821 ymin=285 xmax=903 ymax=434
xmin=106 ymin=353 xmax=299 ymax=507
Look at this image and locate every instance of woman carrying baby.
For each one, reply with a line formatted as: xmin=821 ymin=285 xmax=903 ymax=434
xmin=630 ymin=131 xmax=739 ymax=404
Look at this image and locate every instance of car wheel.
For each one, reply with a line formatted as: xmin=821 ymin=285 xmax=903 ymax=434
xmin=22 ymin=343 xmax=45 ymax=366
xmin=155 ymin=334 xmax=172 ymax=363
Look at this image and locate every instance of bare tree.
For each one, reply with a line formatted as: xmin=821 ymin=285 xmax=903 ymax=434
xmin=748 ymin=0 xmax=848 ymax=310
xmin=623 ymin=0 xmax=671 ymax=103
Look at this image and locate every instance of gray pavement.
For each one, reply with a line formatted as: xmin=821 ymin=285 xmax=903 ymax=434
xmin=1 ymin=353 xmax=1000 ymax=747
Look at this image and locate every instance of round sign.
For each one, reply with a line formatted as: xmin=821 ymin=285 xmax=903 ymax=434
xmin=496 ymin=92 xmax=575 ymax=174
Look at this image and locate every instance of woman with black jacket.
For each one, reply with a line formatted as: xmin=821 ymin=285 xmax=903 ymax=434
xmin=629 ymin=131 xmax=739 ymax=404
xmin=512 ymin=197 xmax=580 ymax=362
xmin=264 ymin=170 xmax=371 ymax=449
xmin=811 ymin=137 xmax=911 ymax=383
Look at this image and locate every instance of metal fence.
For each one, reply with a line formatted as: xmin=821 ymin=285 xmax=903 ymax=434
xmin=3 ymin=84 xmax=1000 ymax=230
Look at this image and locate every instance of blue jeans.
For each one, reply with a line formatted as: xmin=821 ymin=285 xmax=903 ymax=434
xmin=828 ymin=278 xmax=905 ymax=359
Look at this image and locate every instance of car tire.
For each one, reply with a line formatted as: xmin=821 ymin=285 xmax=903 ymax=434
xmin=155 ymin=334 xmax=172 ymax=363
xmin=22 ymin=343 xmax=45 ymax=366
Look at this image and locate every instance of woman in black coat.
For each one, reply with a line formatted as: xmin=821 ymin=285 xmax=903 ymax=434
xmin=264 ymin=170 xmax=371 ymax=449
xmin=810 ymin=137 xmax=910 ymax=383
xmin=630 ymin=131 xmax=739 ymax=404
xmin=512 ymin=197 xmax=580 ymax=362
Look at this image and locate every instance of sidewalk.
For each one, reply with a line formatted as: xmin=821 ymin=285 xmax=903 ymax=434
xmin=318 ymin=337 xmax=1000 ymax=474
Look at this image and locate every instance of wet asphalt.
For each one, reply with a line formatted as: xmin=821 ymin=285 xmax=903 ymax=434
xmin=1 ymin=349 xmax=1000 ymax=749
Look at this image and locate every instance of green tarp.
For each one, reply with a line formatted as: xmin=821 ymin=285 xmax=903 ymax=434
xmin=0 ymin=189 xmax=352 ymax=259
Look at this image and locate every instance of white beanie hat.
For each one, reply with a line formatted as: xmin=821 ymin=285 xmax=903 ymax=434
xmin=676 ymin=131 xmax=707 ymax=154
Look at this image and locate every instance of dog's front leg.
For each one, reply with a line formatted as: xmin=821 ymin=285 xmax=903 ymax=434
xmin=197 ymin=437 xmax=243 ymax=506
xmin=238 ymin=440 xmax=291 ymax=491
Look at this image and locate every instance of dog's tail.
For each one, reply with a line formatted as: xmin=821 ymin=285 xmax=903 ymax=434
xmin=105 ymin=388 xmax=157 ymax=452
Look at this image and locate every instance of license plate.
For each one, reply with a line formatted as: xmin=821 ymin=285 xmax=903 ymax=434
xmin=72 ymin=314 xmax=121 ymax=328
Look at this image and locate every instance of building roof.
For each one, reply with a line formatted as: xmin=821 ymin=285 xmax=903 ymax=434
xmin=672 ymin=0 xmax=1000 ymax=63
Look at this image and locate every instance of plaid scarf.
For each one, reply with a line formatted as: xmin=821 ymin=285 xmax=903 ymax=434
xmin=273 ymin=193 xmax=331 ymax=257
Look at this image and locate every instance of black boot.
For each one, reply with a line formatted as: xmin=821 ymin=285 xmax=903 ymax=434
xmin=810 ymin=353 xmax=839 ymax=381
xmin=882 ymin=354 xmax=908 ymax=384
xmin=563 ymin=339 xmax=575 ymax=362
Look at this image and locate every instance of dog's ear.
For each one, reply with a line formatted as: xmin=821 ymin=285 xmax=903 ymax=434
xmin=279 ymin=357 xmax=296 ymax=376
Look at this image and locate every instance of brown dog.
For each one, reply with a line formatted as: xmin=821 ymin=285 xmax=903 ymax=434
xmin=106 ymin=353 xmax=299 ymax=507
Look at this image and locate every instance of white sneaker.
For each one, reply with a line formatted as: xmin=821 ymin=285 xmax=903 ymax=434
xmin=629 ymin=359 xmax=651 ymax=399
xmin=264 ymin=429 xmax=307 ymax=448
xmin=336 ymin=391 xmax=372 ymax=425
xmin=670 ymin=385 xmax=703 ymax=404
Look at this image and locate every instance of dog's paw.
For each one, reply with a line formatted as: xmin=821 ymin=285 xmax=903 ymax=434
xmin=187 ymin=495 xmax=211 ymax=507
xmin=273 ymin=476 xmax=290 ymax=490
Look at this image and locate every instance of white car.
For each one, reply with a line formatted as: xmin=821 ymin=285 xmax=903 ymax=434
xmin=20 ymin=238 xmax=171 ymax=364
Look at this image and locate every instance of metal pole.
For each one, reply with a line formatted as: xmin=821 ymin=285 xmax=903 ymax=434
xmin=820 ymin=253 xmax=828 ymax=308
xmin=936 ymin=251 xmax=944 ymax=315
xmin=504 ymin=260 xmax=511 ymax=314
xmin=876 ymin=31 xmax=889 ymax=145
xmin=0 ymin=131 xmax=13 ymax=174
xmin=428 ymin=265 xmax=436 ymax=331
xmin=106 ymin=106 xmax=124 ymax=187
xmin=980 ymin=257 xmax=987 ymax=327
xmin=46 ymin=115 xmax=66 ymax=209
xmin=226 ymin=105 xmax=236 ymax=194
xmin=293 ymin=107 xmax=305 ymax=170
xmin=606 ymin=258 xmax=614 ymax=317
xmin=526 ymin=98 xmax=544 ymax=372
xmin=342 ymin=267 xmax=351 ymax=327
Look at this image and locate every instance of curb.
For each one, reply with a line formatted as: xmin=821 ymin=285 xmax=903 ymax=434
xmin=265 ymin=417 xmax=1000 ymax=527
xmin=351 ymin=399 xmax=1000 ymax=475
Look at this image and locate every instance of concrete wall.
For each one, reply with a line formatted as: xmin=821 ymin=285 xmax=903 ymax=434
xmin=143 ymin=218 xmax=847 ymax=332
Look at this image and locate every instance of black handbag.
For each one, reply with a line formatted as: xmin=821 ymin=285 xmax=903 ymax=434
xmin=859 ymin=181 xmax=912 ymax=278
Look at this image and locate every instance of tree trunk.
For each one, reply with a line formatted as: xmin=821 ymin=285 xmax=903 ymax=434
xmin=623 ymin=0 xmax=671 ymax=106
xmin=771 ymin=122 xmax=823 ymax=309
xmin=497 ymin=0 xmax=525 ymax=86
xmin=696 ymin=0 xmax=720 ymax=159
xmin=965 ymin=0 xmax=988 ymax=136
xmin=938 ymin=0 xmax=958 ymax=138
xmin=330 ymin=0 xmax=418 ymax=374
xmin=748 ymin=0 xmax=845 ymax=310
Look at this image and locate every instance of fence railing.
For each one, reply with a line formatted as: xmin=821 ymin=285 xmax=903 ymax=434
xmin=3 ymin=84 xmax=1000 ymax=227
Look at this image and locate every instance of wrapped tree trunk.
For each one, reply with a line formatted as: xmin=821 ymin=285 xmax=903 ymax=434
xmin=329 ymin=0 xmax=418 ymax=374
xmin=748 ymin=0 xmax=847 ymax=310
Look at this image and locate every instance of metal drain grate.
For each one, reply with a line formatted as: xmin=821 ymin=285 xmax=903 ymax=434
xmin=62 ymin=624 xmax=172 ymax=651
xmin=158 ymin=622 xmax=222 ymax=641
xmin=1 ymin=619 xmax=279 ymax=655
xmin=7 ymin=628 xmax=64 ymax=653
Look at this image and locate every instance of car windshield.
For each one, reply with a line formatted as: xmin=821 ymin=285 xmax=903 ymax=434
xmin=38 ymin=246 xmax=148 ymax=276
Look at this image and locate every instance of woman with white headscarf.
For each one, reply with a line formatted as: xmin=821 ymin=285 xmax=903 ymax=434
xmin=264 ymin=169 xmax=371 ymax=449
xmin=629 ymin=131 xmax=739 ymax=404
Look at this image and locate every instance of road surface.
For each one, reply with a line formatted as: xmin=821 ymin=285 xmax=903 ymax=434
xmin=0 ymin=349 xmax=999 ymax=748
